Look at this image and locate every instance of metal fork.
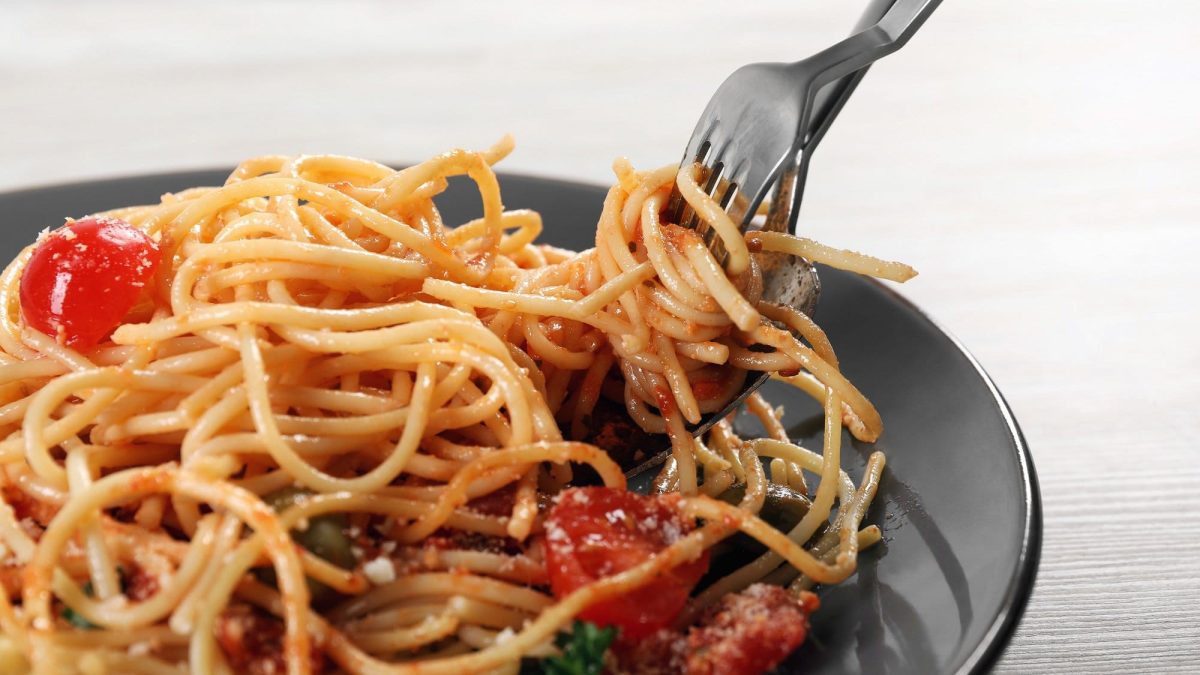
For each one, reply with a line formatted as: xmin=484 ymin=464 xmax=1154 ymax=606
xmin=630 ymin=0 xmax=942 ymax=477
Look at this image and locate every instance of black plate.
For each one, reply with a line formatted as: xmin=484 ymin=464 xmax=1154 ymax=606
xmin=0 ymin=170 xmax=1040 ymax=674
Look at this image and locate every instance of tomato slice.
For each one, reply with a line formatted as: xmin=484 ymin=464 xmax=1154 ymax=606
xmin=19 ymin=216 xmax=160 ymax=348
xmin=543 ymin=486 xmax=709 ymax=640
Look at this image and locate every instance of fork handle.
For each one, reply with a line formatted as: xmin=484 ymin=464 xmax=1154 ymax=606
xmin=768 ymin=0 xmax=942 ymax=235
xmin=801 ymin=0 xmax=942 ymax=149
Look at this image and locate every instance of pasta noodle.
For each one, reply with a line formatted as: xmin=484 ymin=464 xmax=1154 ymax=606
xmin=0 ymin=138 xmax=913 ymax=674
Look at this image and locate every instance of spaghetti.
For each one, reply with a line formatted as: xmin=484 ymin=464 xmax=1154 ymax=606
xmin=0 ymin=138 xmax=914 ymax=674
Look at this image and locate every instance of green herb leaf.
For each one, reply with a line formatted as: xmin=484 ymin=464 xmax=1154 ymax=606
xmin=62 ymin=581 xmax=96 ymax=629
xmin=540 ymin=620 xmax=617 ymax=675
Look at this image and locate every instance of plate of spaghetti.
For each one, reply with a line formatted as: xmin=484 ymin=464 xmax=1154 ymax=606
xmin=0 ymin=139 xmax=1039 ymax=675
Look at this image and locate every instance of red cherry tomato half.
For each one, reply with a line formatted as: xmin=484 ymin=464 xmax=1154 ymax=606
xmin=19 ymin=216 xmax=160 ymax=348
xmin=544 ymin=486 xmax=709 ymax=640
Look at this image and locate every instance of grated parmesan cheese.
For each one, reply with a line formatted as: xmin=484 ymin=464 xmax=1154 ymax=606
xmin=494 ymin=627 xmax=515 ymax=645
xmin=363 ymin=557 xmax=396 ymax=585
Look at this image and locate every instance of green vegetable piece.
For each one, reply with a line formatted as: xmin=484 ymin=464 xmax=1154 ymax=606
xmin=265 ymin=487 xmax=356 ymax=569
xmin=541 ymin=620 xmax=617 ymax=675
xmin=62 ymin=581 xmax=96 ymax=629
xmin=61 ymin=568 xmax=129 ymax=629
xmin=263 ymin=487 xmax=357 ymax=605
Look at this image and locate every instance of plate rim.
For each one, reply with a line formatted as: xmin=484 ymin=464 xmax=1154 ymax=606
xmin=860 ymin=277 xmax=1042 ymax=674
xmin=0 ymin=168 xmax=1043 ymax=674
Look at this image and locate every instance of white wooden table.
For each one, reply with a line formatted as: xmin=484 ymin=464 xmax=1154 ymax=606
xmin=2 ymin=1 xmax=1198 ymax=671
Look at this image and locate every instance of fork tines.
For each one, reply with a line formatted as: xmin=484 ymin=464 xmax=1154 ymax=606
xmin=665 ymin=139 xmax=749 ymax=271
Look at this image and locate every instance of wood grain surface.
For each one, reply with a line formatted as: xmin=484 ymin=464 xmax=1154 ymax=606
xmin=2 ymin=1 xmax=1198 ymax=671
